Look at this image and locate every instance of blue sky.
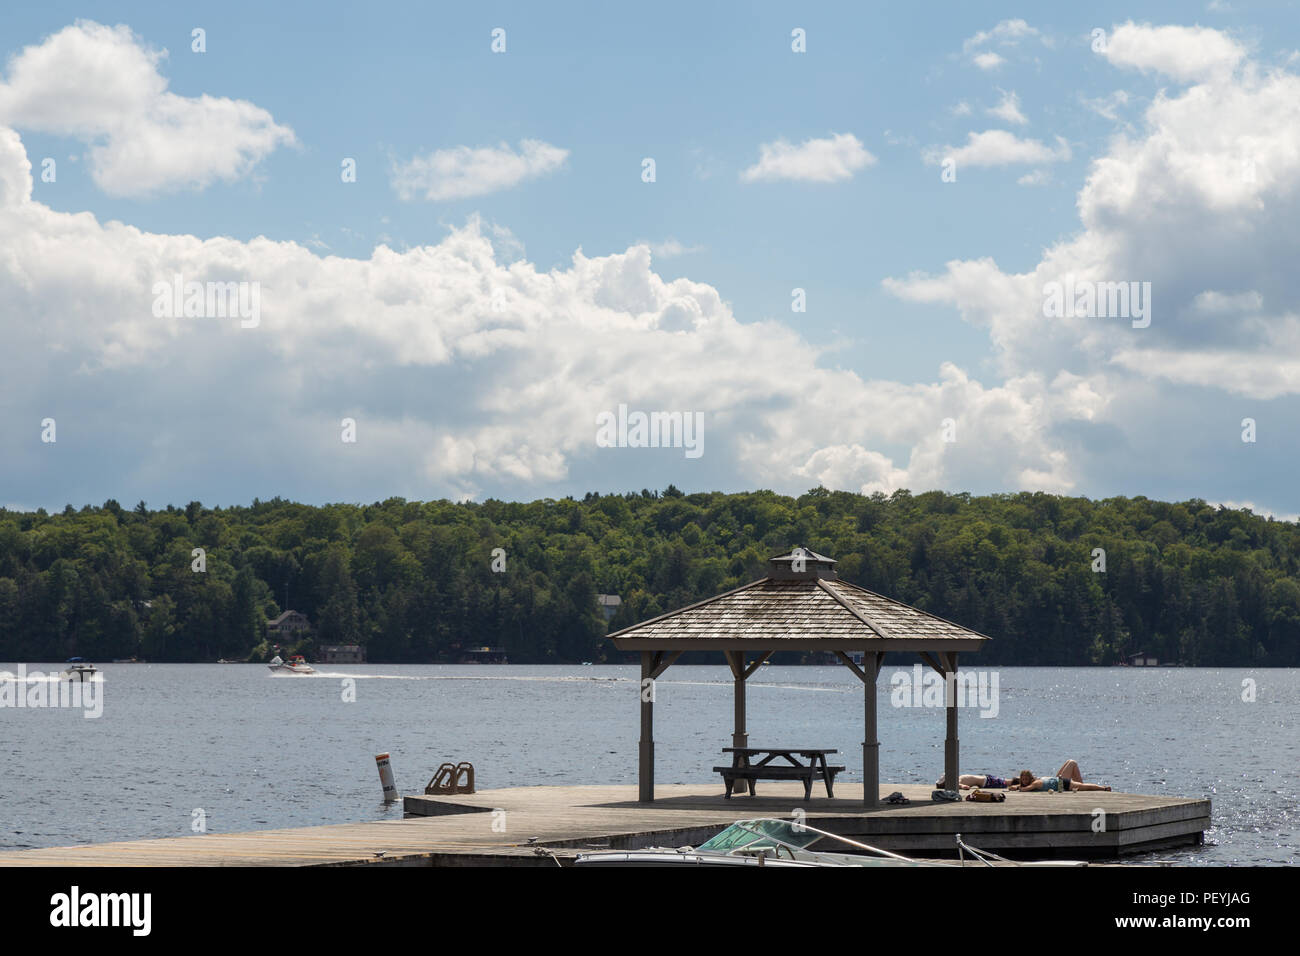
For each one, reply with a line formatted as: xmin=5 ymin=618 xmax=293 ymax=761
xmin=2 ymin=2 xmax=1299 ymax=516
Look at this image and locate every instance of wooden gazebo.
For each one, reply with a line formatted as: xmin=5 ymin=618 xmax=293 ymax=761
xmin=607 ymin=548 xmax=991 ymax=806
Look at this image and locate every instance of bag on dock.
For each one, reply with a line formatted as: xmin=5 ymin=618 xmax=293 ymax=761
xmin=966 ymin=788 xmax=1006 ymax=803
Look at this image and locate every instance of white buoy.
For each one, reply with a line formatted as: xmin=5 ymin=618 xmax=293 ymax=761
xmin=375 ymin=752 xmax=398 ymax=803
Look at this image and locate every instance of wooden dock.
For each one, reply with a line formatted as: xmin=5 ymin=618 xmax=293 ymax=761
xmin=0 ymin=783 xmax=1208 ymax=866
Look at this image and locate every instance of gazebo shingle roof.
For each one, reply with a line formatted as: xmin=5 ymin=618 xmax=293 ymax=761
xmin=608 ymin=548 xmax=990 ymax=651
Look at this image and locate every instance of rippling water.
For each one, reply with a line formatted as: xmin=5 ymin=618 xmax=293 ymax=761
xmin=1 ymin=663 xmax=1294 ymax=864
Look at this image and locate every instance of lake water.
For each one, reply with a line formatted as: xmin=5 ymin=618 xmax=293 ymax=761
xmin=1 ymin=664 xmax=1295 ymax=864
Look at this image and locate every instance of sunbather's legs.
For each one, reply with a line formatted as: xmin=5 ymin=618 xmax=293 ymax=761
xmin=1068 ymin=782 xmax=1111 ymax=791
xmin=1057 ymin=759 xmax=1083 ymax=782
xmin=936 ymin=774 xmax=986 ymax=789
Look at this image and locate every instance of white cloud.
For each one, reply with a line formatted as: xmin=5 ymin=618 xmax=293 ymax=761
xmin=965 ymin=19 xmax=1044 ymax=69
xmin=1212 ymin=500 xmax=1299 ymax=522
xmin=885 ymin=19 xmax=1300 ymax=510
xmin=637 ymin=238 xmax=703 ymax=258
xmin=740 ymin=133 xmax=875 ymax=184
xmin=0 ymin=20 xmax=295 ymax=197
xmin=7 ymin=18 xmax=1297 ymax=512
xmin=1102 ymin=21 xmax=1245 ymax=83
xmin=988 ymin=90 xmax=1028 ymax=125
xmin=0 ymin=123 xmax=1079 ymax=504
xmin=964 ymin=19 xmax=1041 ymax=52
xmin=1108 ymin=345 xmax=1300 ymax=400
xmin=1081 ymin=90 xmax=1131 ymax=121
xmin=926 ymin=130 xmax=1071 ymax=167
xmin=1191 ymin=290 xmax=1263 ymax=314
xmin=391 ymin=139 xmax=568 ymax=201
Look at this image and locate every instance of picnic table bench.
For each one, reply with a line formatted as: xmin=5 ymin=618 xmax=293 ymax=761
xmin=714 ymin=747 xmax=845 ymax=799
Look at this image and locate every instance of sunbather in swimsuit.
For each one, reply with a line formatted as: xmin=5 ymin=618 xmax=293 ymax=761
xmin=936 ymin=773 xmax=1014 ymax=789
xmin=1013 ymin=763 xmax=1112 ymax=792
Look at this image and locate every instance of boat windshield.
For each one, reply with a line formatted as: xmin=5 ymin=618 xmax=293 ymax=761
xmin=697 ymin=819 xmax=821 ymax=853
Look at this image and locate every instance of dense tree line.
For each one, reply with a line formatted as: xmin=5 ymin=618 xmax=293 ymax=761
xmin=1 ymin=488 xmax=1297 ymax=665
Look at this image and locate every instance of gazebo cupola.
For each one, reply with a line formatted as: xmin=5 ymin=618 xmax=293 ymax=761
xmin=767 ymin=547 xmax=837 ymax=580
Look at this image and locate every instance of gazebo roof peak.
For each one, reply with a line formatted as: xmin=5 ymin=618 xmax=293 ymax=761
xmin=768 ymin=547 xmax=837 ymax=580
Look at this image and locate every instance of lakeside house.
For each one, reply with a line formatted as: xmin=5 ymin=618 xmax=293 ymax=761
xmin=596 ymin=593 xmax=622 ymax=622
xmin=267 ymin=610 xmax=312 ymax=638
xmin=319 ymin=644 xmax=366 ymax=664
xmin=1126 ymin=650 xmax=1159 ymax=666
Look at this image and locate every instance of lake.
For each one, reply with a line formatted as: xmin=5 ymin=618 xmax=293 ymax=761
xmin=1 ymin=663 xmax=1295 ymax=864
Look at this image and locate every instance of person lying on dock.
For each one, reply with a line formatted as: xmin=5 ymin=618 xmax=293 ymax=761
xmin=936 ymin=773 xmax=1014 ymax=790
xmin=1011 ymin=761 xmax=1111 ymax=792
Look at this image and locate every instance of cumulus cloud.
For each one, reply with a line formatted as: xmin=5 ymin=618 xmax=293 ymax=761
xmin=6 ymin=17 xmax=1296 ymax=513
xmin=0 ymin=123 xmax=1080 ymax=504
xmin=1101 ymin=21 xmax=1245 ymax=83
xmin=740 ymin=133 xmax=875 ymax=184
xmin=887 ymin=21 xmax=1300 ymax=505
xmin=391 ymin=139 xmax=568 ymax=201
xmin=925 ymin=130 xmax=1071 ymax=167
xmin=973 ymin=52 xmax=1005 ymax=71
xmin=0 ymin=20 xmax=295 ymax=197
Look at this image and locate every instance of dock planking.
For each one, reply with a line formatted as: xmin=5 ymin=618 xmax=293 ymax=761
xmin=0 ymin=783 xmax=1208 ymax=866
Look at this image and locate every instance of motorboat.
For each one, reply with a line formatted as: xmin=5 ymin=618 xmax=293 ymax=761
xmin=63 ymin=658 xmax=99 ymax=681
xmin=267 ymin=654 xmax=316 ymax=674
xmin=573 ymin=818 xmax=1088 ymax=867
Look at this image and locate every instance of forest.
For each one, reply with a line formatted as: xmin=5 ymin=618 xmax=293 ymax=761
xmin=1 ymin=487 xmax=1297 ymax=666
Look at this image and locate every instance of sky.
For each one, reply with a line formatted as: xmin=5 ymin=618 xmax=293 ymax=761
xmin=2 ymin=1 xmax=1299 ymax=516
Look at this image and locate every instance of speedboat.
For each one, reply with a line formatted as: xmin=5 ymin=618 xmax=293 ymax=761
xmin=573 ymin=818 xmax=1087 ymax=867
xmin=64 ymin=658 xmax=99 ymax=681
xmin=267 ymin=654 xmax=316 ymax=674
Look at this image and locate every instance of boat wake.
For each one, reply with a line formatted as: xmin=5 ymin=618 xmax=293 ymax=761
xmin=0 ymin=670 xmax=103 ymax=683
xmin=259 ymin=671 xmax=842 ymax=692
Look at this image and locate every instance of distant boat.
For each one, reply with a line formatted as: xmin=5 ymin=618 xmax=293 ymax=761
xmin=457 ymin=646 xmax=508 ymax=664
xmin=64 ymin=658 xmax=99 ymax=681
xmin=267 ymin=655 xmax=316 ymax=674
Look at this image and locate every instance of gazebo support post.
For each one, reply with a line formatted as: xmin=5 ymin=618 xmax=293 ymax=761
xmin=863 ymin=652 xmax=883 ymax=808
xmin=944 ymin=652 xmax=959 ymax=797
xmin=835 ymin=651 xmax=884 ymax=808
xmin=725 ymin=651 xmax=749 ymax=794
xmin=639 ymin=651 xmax=654 ymax=801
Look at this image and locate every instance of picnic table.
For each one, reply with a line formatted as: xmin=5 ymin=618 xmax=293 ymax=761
xmin=714 ymin=747 xmax=845 ymax=799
